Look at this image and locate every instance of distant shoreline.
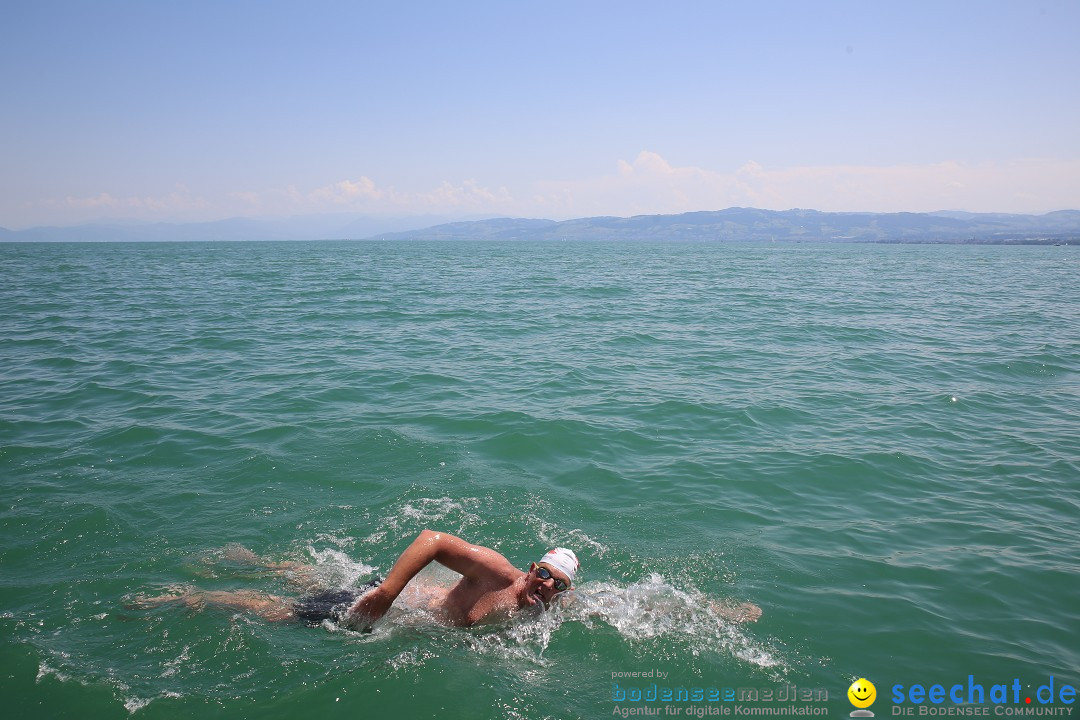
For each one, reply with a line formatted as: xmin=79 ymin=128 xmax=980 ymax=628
xmin=2 ymin=207 xmax=1079 ymax=245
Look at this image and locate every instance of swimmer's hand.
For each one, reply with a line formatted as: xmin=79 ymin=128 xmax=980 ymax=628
xmin=346 ymin=585 xmax=392 ymax=630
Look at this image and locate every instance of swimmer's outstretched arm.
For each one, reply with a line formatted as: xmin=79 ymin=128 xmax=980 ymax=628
xmin=348 ymin=529 xmax=518 ymax=623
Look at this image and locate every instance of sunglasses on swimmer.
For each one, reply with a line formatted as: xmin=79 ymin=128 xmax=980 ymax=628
xmin=535 ymin=566 xmax=569 ymax=592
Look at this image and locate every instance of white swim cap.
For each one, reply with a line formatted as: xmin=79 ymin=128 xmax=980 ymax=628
xmin=537 ymin=547 xmax=579 ymax=586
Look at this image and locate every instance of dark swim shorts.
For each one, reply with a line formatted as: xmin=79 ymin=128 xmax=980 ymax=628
xmin=294 ymin=578 xmax=382 ymax=627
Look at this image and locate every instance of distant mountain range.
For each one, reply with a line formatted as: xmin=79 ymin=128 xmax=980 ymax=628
xmin=0 ymin=213 xmax=462 ymax=244
xmin=3 ymin=208 xmax=1079 ymax=244
xmin=368 ymin=208 xmax=1080 ymax=244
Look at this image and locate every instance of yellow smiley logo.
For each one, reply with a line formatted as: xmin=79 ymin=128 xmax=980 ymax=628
xmin=848 ymin=678 xmax=877 ymax=709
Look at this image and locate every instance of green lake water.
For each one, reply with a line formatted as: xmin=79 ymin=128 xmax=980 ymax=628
xmin=1 ymin=240 xmax=1077 ymax=719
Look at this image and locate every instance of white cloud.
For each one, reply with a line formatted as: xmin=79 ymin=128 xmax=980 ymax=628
xmin=35 ymin=175 xmax=518 ymax=225
xmin=59 ymin=186 xmax=210 ymax=216
xmin=533 ymin=151 xmax=748 ymax=217
xmin=532 ymin=152 xmax=1080 ymax=217
xmin=308 ymin=176 xmax=384 ymax=205
xmin=732 ymin=157 xmax=1080 ymax=213
xmin=231 ymin=191 xmax=261 ymax=208
xmin=298 ymin=176 xmax=514 ymax=213
xmin=64 ymin=192 xmax=119 ymax=209
xmin=416 ymin=179 xmax=514 ymax=209
xmin=21 ymin=153 xmax=1079 ymax=228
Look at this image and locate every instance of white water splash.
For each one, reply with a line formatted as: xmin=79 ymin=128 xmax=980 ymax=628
xmin=303 ymin=544 xmax=378 ymax=588
xmin=122 ymin=690 xmax=182 ymax=714
xmin=359 ymin=572 xmax=779 ymax=672
xmin=566 ymin=574 xmax=780 ymax=668
xmin=122 ymin=696 xmax=152 ymax=713
xmin=363 ymin=496 xmax=483 ymax=544
xmin=36 ymin=661 xmax=70 ymax=683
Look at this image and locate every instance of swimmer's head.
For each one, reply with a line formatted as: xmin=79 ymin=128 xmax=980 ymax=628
xmin=537 ymin=547 xmax=578 ymax=588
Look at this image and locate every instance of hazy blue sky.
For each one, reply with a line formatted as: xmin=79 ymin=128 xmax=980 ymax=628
xmin=2 ymin=0 xmax=1078 ymax=228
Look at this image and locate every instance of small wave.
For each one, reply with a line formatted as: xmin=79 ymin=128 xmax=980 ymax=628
xmin=385 ymin=647 xmax=437 ymax=673
xmin=524 ymin=512 xmax=610 ymax=559
xmin=363 ymin=495 xmax=483 ymax=544
xmin=36 ymin=661 xmax=71 ymax=683
xmin=123 ymin=696 xmax=152 ymax=713
xmin=122 ymin=690 xmax=182 ymax=714
xmin=161 ymin=645 xmax=191 ymax=678
xmin=37 ymin=651 xmax=185 ymax=716
xmin=400 ymin=496 xmax=481 ymax=527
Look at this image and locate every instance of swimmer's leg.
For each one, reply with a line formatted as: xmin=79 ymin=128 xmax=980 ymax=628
xmin=711 ymin=600 xmax=762 ymax=623
xmin=219 ymin=544 xmax=307 ymax=573
xmin=124 ymin=584 xmax=194 ymax=610
xmin=197 ymin=590 xmax=297 ymax=621
xmin=128 ymin=587 xmax=296 ymax=622
xmin=197 ymin=544 xmax=319 ymax=591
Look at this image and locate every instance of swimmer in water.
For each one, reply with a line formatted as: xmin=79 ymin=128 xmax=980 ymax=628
xmin=350 ymin=530 xmax=579 ymax=628
xmin=129 ymin=530 xmax=580 ymax=631
xmin=131 ymin=530 xmax=762 ymax=627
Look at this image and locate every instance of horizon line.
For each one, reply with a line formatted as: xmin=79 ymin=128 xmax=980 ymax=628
xmin=4 ymin=205 xmax=1080 ymax=234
